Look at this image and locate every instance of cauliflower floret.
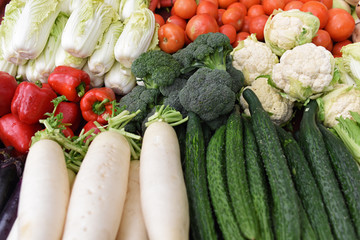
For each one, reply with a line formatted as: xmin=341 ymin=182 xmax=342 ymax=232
xmin=272 ymin=43 xmax=336 ymax=102
xmin=231 ymin=34 xmax=279 ymax=86
xmin=264 ymin=9 xmax=320 ymax=56
xmin=240 ymin=77 xmax=294 ymax=125
xmin=318 ymin=84 xmax=360 ymax=127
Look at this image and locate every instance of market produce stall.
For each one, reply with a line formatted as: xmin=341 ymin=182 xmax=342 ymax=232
xmin=0 ymin=0 xmax=359 ymax=239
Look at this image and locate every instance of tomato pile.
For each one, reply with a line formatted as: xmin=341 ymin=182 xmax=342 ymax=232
xmin=152 ymin=0 xmax=356 ymax=57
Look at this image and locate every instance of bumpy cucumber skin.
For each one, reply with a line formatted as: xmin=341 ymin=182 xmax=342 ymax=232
xmin=206 ymin=125 xmax=243 ymax=240
xmin=242 ymin=89 xmax=300 ymax=240
xmin=276 ymin=126 xmax=333 ymax=240
xmin=298 ymin=101 xmax=357 ymax=240
xmin=225 ymin=110 xmax=259 ymax=239
xmin=318 ymin=123 xmax=360 ymax=238
xmin=243 ymin=117 xmax=274 ymax=240
xmin=184 ymin=112 xmax=218 ymax=240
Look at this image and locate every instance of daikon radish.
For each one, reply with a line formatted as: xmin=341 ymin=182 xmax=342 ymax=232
xmin=62 ymin=130 xmax=131 ymax=240
xmin=17 ymin=139 xmax=70 ymax=240
xmin=6 ymin=218 xmax=17 ymax=240
xmin=116 ymin=160 xmax=148 ymax=240
xmin=140 ymin=121 xmax=190 ymax=240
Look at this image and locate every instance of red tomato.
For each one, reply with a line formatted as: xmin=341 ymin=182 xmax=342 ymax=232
xmin=154 ymin=13 xmax=165 ymax=27
xmin=227 ymin=2 xmax=247 ymax=17
xmin=332 ymin=40 xmax=352 ymax=58
xmin=196 ymin=1 xmax=218 ymax=19
xmin=240 ymin=15 xmax=251 ymax=33
xmin=199 ymin=0 xmax=219 ymax=8
xmin=239 ymin=0 xmax=261 ymax=9
xmin=232 ymin=31 xmax=250 ymax=47
xmin=262 ymin=0 xmax=286 ymax=15
xmin=312 ymin=29 xmax=332 ymax=51
xmin=249 ymin=14 xmax=268 ymax=41
xmin=172 ymin=0 xmax=197 ymax=19
xmin=166 ymin=15 xmax=187 ymax=30
xmin=325 ymin=8 xmax=355 ymax=42
xmin=300 ymin=0 xmax=332 ymax=9
xmin=217 ymin=8 xmax=226 ymax=26
xmin=284 ymin=0 xmax=304 ymax=10
xmin=186 ymin=14 xmax=220 ymax=41
xmin=219 ymin=24 xmax=237 ymax=43
xmin=247 ymin=4 xmax=265 ymax=17
xmin=218 ymin=0 xmax=237 ymax=9
xmin=300 ymin=1 xmax=328 ymax=29
xmin=222 ymin=7 xmax=245 ymax=31
xmin=158 ymin=23 xmax=185 ymax=53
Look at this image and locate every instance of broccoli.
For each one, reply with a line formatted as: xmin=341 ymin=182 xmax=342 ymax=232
xmin=178 ymin=67 xmax=237 ymax=122
xmin=131 ymin=50 xmax=182 ymax=89
xmin=159 ymin=77 xmax=188 ymax=97
xmin=173 ymin=32 xmax=233 ymax=73
xmin=226 ymin=58 xmax=245 ymax=93
xmin=163 ymin=90 xmax=187 ymax=116
xmin=118 ymin=85 xmax=161 ymax=133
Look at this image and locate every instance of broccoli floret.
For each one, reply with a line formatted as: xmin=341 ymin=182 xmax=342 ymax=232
xmin=131 ymin=50 xmax=182 ymax=89
xmin=179 ymin=68 xmax=236 ymax=122
xmin=163 ymin=90 xmax=187 ymax=116
xmin=226 ymin=57 xmax=245 ymax=93
xmin=159 ymin=77 xmax=188 ymax=97
xmin=118 ymin=85 xmax=161 ymax=132
xmin=173 ymin=32 xmax=233 ymax=73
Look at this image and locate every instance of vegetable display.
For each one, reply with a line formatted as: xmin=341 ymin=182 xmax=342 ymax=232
xmin=0 ymin=0 xmax=359 ymax=239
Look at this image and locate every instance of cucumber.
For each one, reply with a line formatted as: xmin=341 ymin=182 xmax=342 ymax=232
xmin=225 ymin=109 xmax=259 ymax=239
xmin=206 ymin=125 xmax=243 ymax=240
xmin=242 ymin=88 xmax=300 ymax=240
xmin=318 ymin=123 xmax=360 ymax=238
xmin=276 ymin=125 xmax=333 ymax=240
xmin=298 ymin=100 xmax=357 ymax=240
xmin=184 ymin=112 xmax=217 ymax=240
xmin=243 ymin=116 xmax=274 ymax=240
xmin=297 ymin=194 xmax=317 ymax=240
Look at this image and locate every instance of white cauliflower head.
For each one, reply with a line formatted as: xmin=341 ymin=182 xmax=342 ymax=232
xmin=240 ymin=77 xmax=294 ymax=125
xmin=231 ymin=34 xmax=279 ymax=86
xmin=264 ymin=9 xmax=320 ymax=56
xmin=271 ymin=43 xmax=336 ymax=102
xmin=318 ymin=84 xmax=360 ymax=127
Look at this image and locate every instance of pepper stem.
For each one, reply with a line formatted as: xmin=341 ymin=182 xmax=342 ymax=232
xmin=92 ymin=98 xmax=110 ymax=115
xmin=76 ymin=82 xmax=86 ymax=98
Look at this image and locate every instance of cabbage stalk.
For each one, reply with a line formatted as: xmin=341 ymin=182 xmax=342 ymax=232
xmin=0 ymin=0 xmax=27 ymax=65
xmin=105 ymin=0 xmax=121 ymax=12
xmin=87 ymin=20 xmax=124 ymax=77
xmin=264 ymin=9 xmax=320 ymax=56
xmin=82 ymin=62 xmax=105 ymax=88
xmin=104 ymin=61 xmax=136 ymax=95
xmin=337 ymin=42 xmax=360 ymax=85
xmin=61 ymin=0 xmax=118 ymax=58
xmin=11 ymin=0 xmax=61 ymax=61
xmin=26 ymin=12 xmax=69 ymax=83
xmin=114 ymin=7 xmax=158 ymax=68
xmin=55 ymin=44 xmax=87 ymax=69
xmin=118 ymin=0 xmax=149 ymax=21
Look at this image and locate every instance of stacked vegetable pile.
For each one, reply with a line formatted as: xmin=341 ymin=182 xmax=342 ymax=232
xmin=0 ymin=0 xmax=359 ymax=239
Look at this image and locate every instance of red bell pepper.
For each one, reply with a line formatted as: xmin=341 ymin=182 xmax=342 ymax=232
xmin=0 ymin=71 xmax=18 ymax=117
xmin=0 ymin=113 xmax=42 ymax=154
xmin=48 ymin=66 xmax=91 ymax=102
xmin=54 ymin=101 xmax=82 ymax=133
xmin=11 ymin=82 xmax=57 ymax=125
xmin=80 ymin=87 xmax=115 ymax=124
xmin=82 ymin=121 xmax=103 ymax=142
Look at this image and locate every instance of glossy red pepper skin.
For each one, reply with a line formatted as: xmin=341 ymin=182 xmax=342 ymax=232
xmin=0 ymin=113 xmax=42 ymax=154
xmin=55 ymin=101 xmax=82 ymax=133
xmin=48 ymin=66 xmax=91 ymax=102
xmin=80 ymin=87 xmax=115 ymax=124
xmin=11 ymin=82 xmax=57 ymax=125
xmin=0 ymin=72 xmax=18 ymax=117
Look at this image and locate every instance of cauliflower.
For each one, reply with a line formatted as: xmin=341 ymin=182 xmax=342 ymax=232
xmin=239 ymin=77 xmax=294 ymax=125
xmin=317 ymin=84 xmax=360 ymax=127
xmin=231 ymin=34 xmax=279 ymax=86
xmin=264 ymin=9 xmax=320 ymax=56
xmin=271 ymin=43 xmax=336 ymax=102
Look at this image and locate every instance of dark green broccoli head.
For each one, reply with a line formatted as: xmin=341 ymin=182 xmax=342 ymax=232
xmin=159 ymin=77 xmax=188 ymax=97
xmin=131 ymin=50 xmax=182 ymax=89
xmin=172 ymin=32 xmax=233 ymax=74
xmin=226 ymin=57 xmax=244 ymax=93
xmin=179 ymin=68 xmax=236 ymax=122
xmin=163 ymin=90 xmax=187 ymax=116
